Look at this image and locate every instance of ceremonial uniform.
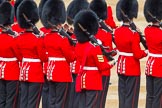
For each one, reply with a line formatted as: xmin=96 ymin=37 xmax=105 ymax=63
xmin=95 ymin=28 xmax=113 ymax=52
xmin=16 ymin=0 xmax=45 ymax=108
xmin=75 ymin=41 xmax=114 ymax=108
xmin=75 ymin=42 xmax=113 ymax=90
xmin=16 ymin=31 xmax=45 ymax=108
xmin=67 ymin=34 xmax=80 ymax=108
xmin=66 ymin=0 xmax=89 ymax=107
xmin=43 ymin=31 xmax=75 ymax=108
xmin=0 ymin=32 xmax=20 ymax=108
xmin=144 ymin=25 xmax=162 ymax=108
xmin=95 ymin=28 xmax=113 ymax=108
xmin=0 ymin=2 xmax=19 ymax=108
xmin=13 ymin=1 xmax=26 ymax=108
xmin=115 ymin=1 xmax=148 ymax=108
xmin=40 ymin=27 xmax=51 ymax=108
xmin=12 ymin=23 xmax=24 ymax=108
xmin=144 ymin=0 xmax=162 ymax=108
xmin=89 ymin=0 xmax=115 ymax=107
xmin=74 ymin=10 xmax=116 ymax=108
xmin=114 ymin=25 xmax=147 ymax=108
xmin=42 ymin=0 xmax=76 ymax=107
xmin=105 ymin=6 xmax=117 ymax=29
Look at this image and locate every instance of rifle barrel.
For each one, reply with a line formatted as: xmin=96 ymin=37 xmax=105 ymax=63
xmin=48 ymin=21 xmax=76 ymax=46
xmin=78 ymin=23 xmax=114 ymax=61
xmin=120 ymin=9 xmax=148 ymax=49
xmin=22 ymin=13 xmax=40 ymax=35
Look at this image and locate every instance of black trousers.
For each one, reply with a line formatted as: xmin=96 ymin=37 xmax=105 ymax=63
xmin=146 ymin=75 xmax=162 ymax=108
xmin=67 ymin=74 xmax=80 ymax=108
xmin=118 ymin=74 xmax=140 ymax=108
xmin=49 ymin=81 xmax=69 ymax=108
xmin=0 ymin=80 xmax=19 ymax=108
xmin=16 ymin=81 xmax=21 ymax=108
xmin=20 ymin=82 xmax=43 ymax=108
xmin=96 ymin=76 xmax=110 ymax=108
xmin=42 ymin=76 xmax=49 ymax=108
xmin=79 ymin=90 xmax=99 ymax=108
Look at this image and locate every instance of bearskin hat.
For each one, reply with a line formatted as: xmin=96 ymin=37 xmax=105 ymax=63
xmin=116 ymin=0 xmax=138 ymax=22
xmin=144 ymin=0 xmax=162 ymax=23
xmin=17 ymin=0 xmax=39 ymax=29
xmin=38 ymin=0 xmax=49 ymax=28
xmin=67 ymin=0 xmax=89 ymax=25
xmin=74 ymin=10 xmax=99 ymax=43
xmin=89 ymin=0 xmax=107 ymax=20
xmin=38 ymin=0 xmax=48 ymax=18
xmin=0 ymin=1 xmax=14 ymax=26
xmin=14 ymin=0 xmax=24 ymax=16
xmin=42 ymin=0 xmax=66 ymax=28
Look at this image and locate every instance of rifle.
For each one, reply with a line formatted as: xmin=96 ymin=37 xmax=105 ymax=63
xmin=22 ymin=13 xmax=41 ymax=36
xmin=97 ymin=17 xmax=116 ymax=45
xmin=67 ymin=16 xmax=116 ymax=45
xmin=147 ymin=11 xmax=162 ymax=28
xmin=78 ymin=23 xmax=115 ymax=61
xmin=120 ymin=9 xmax=148 ymax=49
xmin=47 ymin=21 xmax=77 ymax=46
xmin=67 ymin=15 xmax=113 ymax=33
xmin=97 ymin=18 xmax=113 ymax=33
xmin=0 ymin=24 xmax=17 ymax=36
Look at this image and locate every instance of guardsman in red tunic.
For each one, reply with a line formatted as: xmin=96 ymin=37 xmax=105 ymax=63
xmin=38 ymin=0 xmax=51 ymax=108
xmin=12 ymin=0 xmax=24 ymax=33
xmin=39 ymin=0 xmax=50 ymax=108
xmin=74 ymin=10 xmax=116 ymax=108
xmin=115 ymin=0 xmax=147 ymax=108
xmin=42 ymin=0 xmax=76 ymax=107
xmin=12 ymin=1 xmax=25 ymax=108
xmin=66 ymin=0 xmax=89 ymax=107
xmin=105 ymin=5 xmax=117 ymax=29
xmin=0 ymin=2 xmax=20 ymax=108
xmin=16 ymin=1 xmax=46 ymax=108
xmin=144 ymin=0 xmax=162 ymax=108
xmin=89 ymin=0 xmax=115 ymax=108
xmin=10 ymin=0 xmax=23 ymax=30
xmin=39 ymin=0 xmax=51 ymax=34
